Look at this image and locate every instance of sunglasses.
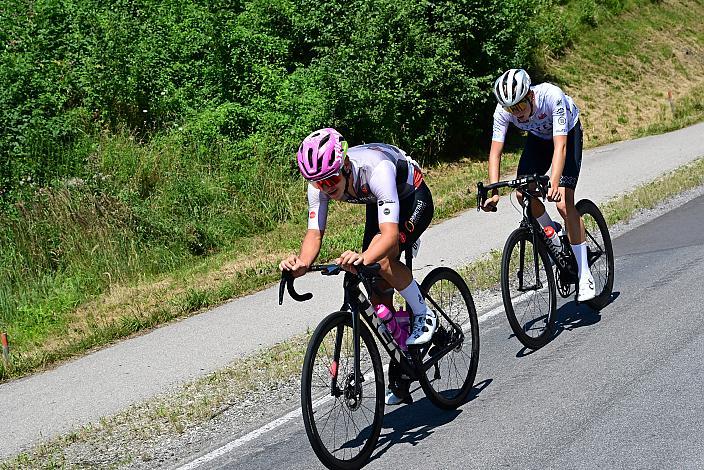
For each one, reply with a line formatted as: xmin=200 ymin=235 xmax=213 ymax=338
xmin=312 ymin=173 xmax=343 ymax=190
xmin=503 ymin=97 xmax=530 ymax=114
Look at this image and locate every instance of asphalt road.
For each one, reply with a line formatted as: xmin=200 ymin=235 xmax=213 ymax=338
xmin=2 ymin=122 xmax=704 ymax=459
xmin=181 ymin=193 xmax=704 ymax=469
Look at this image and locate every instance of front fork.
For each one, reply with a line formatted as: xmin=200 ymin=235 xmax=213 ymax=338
xmin=330 ymin=323 xmax=344 ymax=396
xmin=516 ymin=234 xmax=544 ymax=291
xmin=330 ymin=287 xmax=363 ymax=398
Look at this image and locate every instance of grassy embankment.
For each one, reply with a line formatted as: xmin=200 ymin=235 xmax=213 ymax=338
xmin=1 ymin=0 xmax=703 ymax=381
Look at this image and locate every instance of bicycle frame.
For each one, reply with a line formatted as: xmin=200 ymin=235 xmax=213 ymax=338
xmin=280 ymin=263 xmax=466 ymax=392
xmin=521 ymin=195 xmax=578 ymax=281
xmin=347 ymin=271 xmax=467 ymax=384
xmin=478 ymin=175 xmax=578 ymax=281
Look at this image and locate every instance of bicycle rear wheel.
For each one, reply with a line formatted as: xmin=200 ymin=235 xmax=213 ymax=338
xmin=301 ymin=311 xmax=384 ymax=470
xmin=416 ymin=267 xmax=479 ymax=409
xmin=577 ymin=199 xmax=614 ymax=309
xmin=501 ymin=227 xmax=557 ymax=349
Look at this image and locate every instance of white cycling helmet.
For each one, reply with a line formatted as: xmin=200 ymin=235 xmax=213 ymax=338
xmin=493 ymin=68 xmax=531 ymax=107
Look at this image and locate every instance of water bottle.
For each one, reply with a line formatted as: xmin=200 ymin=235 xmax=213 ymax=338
xmin=543 ymin=225 xmax=563 ymax=253
xmin=395 ymin=308 xmax=410 ymax=350
xmin=375 ymin=304 xmax=409 ymax=351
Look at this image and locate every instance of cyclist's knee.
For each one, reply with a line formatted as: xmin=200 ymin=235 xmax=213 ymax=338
xmin=370 ymin=286 xmax=393 ymax=308
xmin=530 ymin=197 xmax=545 ymax=214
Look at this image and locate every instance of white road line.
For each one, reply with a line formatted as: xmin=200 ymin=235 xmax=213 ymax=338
xmin=176 ymin=393 xmax=334 ymax=470
xmin=176 ymin=302 xmax=509 ymax=469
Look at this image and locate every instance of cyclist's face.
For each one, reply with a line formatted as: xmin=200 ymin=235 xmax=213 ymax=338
xmin=313 ymin=172 xmax=346 ymax=200
xmin=504 ymin=93 xmax=533 ymax=121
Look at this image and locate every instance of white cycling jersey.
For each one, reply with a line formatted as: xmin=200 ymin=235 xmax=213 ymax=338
xmin=492 ymin=83 xmax=580 ymax=142
xmin=307 ymin=143 xmax=421 ymax=231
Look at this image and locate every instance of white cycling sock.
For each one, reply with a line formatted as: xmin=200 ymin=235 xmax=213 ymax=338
xmin=571 ymin=242 xmax=590 ymax=279
xmin=399 ymin=281 xmax=428 ymax=317
xmin=537 ymin=211 xmax=556 ymax=230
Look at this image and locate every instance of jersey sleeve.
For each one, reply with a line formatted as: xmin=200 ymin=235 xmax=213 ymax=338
xmin=551 ymin=90 xmax=570 ymax=136
xmin=368 ymin=160 xmax=400 ymax=225
xmin=306 ymin=183 xmax=329 ymax=231
xmin=491 ymin=105 xmax=510 ymax=142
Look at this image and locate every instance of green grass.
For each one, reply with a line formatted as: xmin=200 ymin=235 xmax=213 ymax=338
xmin=635 ymin=83 xmax=704 ymax=137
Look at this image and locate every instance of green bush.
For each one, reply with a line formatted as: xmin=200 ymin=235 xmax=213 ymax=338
xmin=1 ymin=0 xmax=622 ymax=340
xmin=0 ymin=0 xmax=550 ymax=199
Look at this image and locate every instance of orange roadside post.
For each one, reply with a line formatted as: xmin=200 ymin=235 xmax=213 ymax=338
xmin=1 ymin=332 xmax=9 ymax=367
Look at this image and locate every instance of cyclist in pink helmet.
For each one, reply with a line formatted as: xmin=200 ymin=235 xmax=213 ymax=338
xmin=296 ymin=128 xmax=345 ymax=181
xmin=281 ymin=127 xmax=436 ymax=405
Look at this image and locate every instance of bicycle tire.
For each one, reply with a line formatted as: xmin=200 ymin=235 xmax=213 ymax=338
xmin=576 ymin=199 xmax=615 ymax=309
xmin=416 ymin=267 xmax=480 ymax=410
xmin=301 ymin=311 xmax=385 ymax=470
xmin=501 ymin=227 xmax=557 ymax=349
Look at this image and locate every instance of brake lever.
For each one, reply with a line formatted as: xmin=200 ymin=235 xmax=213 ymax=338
xmin=534 ymin=174 xmax=548 ymax=200
xmin=476 ymin=182 xmax=497 ymax=212
xmin=476 ymin=182 xmax=483 ymax=212
xmin=278 ymin=275 xmax=287 ymax=305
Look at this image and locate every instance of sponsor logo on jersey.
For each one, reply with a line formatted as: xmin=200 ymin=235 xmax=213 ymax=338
xmin=408 ymin=200 xmax=427 ymax=225
xmin=309 ymin=211 xmax=316 ymax=219
xmin=383 ymin=208 xmax=391 ymax=215
xmin=558 ymin=117 xmax=566 ymax=126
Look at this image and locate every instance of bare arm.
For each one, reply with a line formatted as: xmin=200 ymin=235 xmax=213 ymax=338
xmin=482 ymin=140 xmax=504 ymax=211
xmin=361 ymin=222 xmax=398 ymax=264
xmin=549 ymin=135 xmax=567 ymax=201
xmin=279 ymin=229 xmax=323 ymax=277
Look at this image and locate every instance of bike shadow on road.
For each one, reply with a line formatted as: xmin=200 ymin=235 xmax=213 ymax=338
xmin=367 ymin=378 xmax=492 ymax=463
xmin=514 ymin=291 xmax=621 ymax=357
xmin=553 ymin=290 xmax=621 ymax=335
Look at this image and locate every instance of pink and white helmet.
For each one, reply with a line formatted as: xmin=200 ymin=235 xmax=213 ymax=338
xmin=296 ymin=128 xmax=346 ymax=181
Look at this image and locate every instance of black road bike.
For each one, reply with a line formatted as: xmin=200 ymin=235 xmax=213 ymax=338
xmin=477 ymin=174 xmax=614 ymax=349
xmin=279 ymin=250 xmax=479 ymax=469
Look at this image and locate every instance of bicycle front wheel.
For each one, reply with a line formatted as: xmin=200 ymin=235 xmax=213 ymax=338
xmin=301 ymin=311 xmax=385 ymax=470
xmin=577 ymin=199 xmax=615 ymax=309
xmin=416 ymin=267 xmax=480 ymax=409
xmin=501 ymin=228 xmax=557 ymax=349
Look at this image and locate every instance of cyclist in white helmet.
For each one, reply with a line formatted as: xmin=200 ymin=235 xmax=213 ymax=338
xmin=481 ymin=68 xmax=596 ymax=301
xmin=280 ymin=128 xmax=436 ymax=405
